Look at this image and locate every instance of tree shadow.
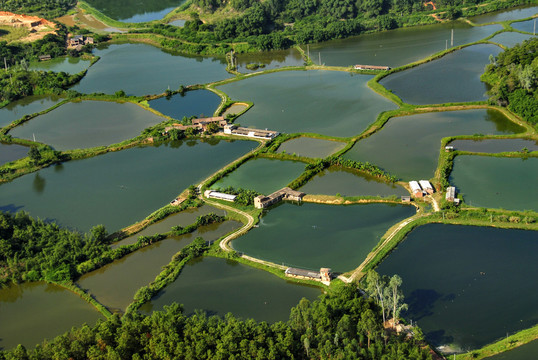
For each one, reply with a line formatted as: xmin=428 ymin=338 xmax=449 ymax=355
xmin=405 ymin=288 xmax=443 ymax=321
xmin=426 ymin=329 xmax=454 ymax=348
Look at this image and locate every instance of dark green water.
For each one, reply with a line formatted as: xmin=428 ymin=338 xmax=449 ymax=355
xmin=0 ymin=143 xmax=28 ymax=166
xmin=0 ymin=282 xmax=103 ymax=350
xmin=380 ymin=44 xmax=502 ymax=105
xmin=139 ymin=256 xmax=321 ymax=323
xmin=377 ymin=224 xmax=538 ymax=351
xmin=470 ymin=5 xmax=538 ymax=24
xmin=511 ymin=18 xmax=538 ymax=33
xmin=450 ymin=156 xmax=538 ymax=211
xmin=77 ymin=221 xmax=240 ymax=312
xmin=111 ymin=204 xmax=226 ymax=248
xmin=29 ymin=57 xmax=91 ymax=74
xmin=213 ymin=158 xmax=306 ymax=195
xmin=72 ymin=44 xmax=229 ymax=96
xmin=485 ymin=340 xmax=538 ymax=360
xmin=236 ymin=48 xmax=304 ymax=73
xmin=449 ymin=138 xmax=538 ymax=153
xmin=149 ymin=90 xmax=221 ymax=120
xmin=309 ymin=22 xmax=501 ymax=68
xmin=277 ymin=137 xmax=347 ymax=158
xmin=218 ymin=70 xmax=397 ymax=137
xmin=0 ymin=95 xmax=62 ymax=128
xmin=489 ymin=32 xmax=535 ymax=47
xmin=0 ymin=139 xmax=255 ymax=232
xmin=9 ymin=100 xmax=165 ymax=150
xmin=85 ymin=0 xmax=185 ymax=22
xmin=299 ymin=167 xmax=408 ymax=197
xmin=344 ymin=109 xmax=523 ymax=180
xmin=233 ymin=202 xmax=416 ymax=272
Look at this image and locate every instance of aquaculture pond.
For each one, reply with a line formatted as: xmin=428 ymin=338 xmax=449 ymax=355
xmin=112 ymin=204 xmax=226 ymax=248
xmin=308 ymin=22 xmax=501 ymax=68
xmin=140 ymin=256 xmax=321 ymax=323
xmin=449 ymin=138 xmax=538 ymax=153
xmin=0 ymin=139 xmax=256 ymax=232
xmin=232 ymin=202 xmax=416 ymax=273
xmin=222 ymin=103 xmax=248 ymax=117
xmin=0 ymin=143 xmax=28 ymax=166
xmin=380 ymin=44 xmax=502 ymax=105
xmin=450 ymin=156 xmax=538 ymax=211
xmin=299 ymin=167 xmax=408 ymax=197
xmin=470 ymin=5 xmax=538 ymax=24
xmin=9 ymin=101 xmax=165 ymax=151
xmin=84 ymin=0 xmax=184 ymax=23
xmin=236 ymin=48 xmax=304 ymax=73
xmin=218 ymin=70 xmax=397 ymax=137
xmin=72 ymin=44 xmax=229 ymax=96
xmin=377 ymin=224 xmax=538 ymax=351
xmin=485 ymin=340 xmax=538 ymax=360
xmin=78 ymin=221 xmax=240 ymax=312
xmin=511 ymin=18 xmax=538 ymax=33
xmin=277 ymin=137 xmax=347 ymax=158
xmin=29 ymin=56 xmax=92 ymax=74
xmin=148 ymin=90 xmax=221 ymax=120
xmin=344 ymin=109 xmax=523 ymax=180
xmin=489 ymin=31 xmax=534 ymax=47
xmin=0 ymin=95 xmax=63 ymax=129
xmin=212 ymin=158 xmax=305 ymax=195
xmin=0 ymin=282 xmax=103 ymax=350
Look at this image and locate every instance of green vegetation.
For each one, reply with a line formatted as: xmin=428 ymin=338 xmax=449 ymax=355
xmin=0 ymin=0 xmax=76 ymax=19
xmin=213 ymin=186 xmax=262 ymax=206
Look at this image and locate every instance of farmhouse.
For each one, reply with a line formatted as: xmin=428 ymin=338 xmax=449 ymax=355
xmin=285 ymin=267 xmax=332 ymax=284
xmin=204 ymin=190 xmax=237 ymax=202
xmin=254 ymin=187 xmax=305 ymax=209
xmin=419 ymin=180 xmax=434 ymax=195
xmin=409 ymin=181 xmax=423 ymax=198
xmin=224 ymin=124 xmax=279 ymax=139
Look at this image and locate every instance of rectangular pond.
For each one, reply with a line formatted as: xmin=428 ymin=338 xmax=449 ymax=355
xmin=484 ymin=340 xmax=538 ymax=360
xmin=148 ymin=90 xmax=221 ymax=120
xmin=449 ymin=138 xmax=538 ymax=153
xmin=489 ymin=32 xmax=535 ymax=47
xmin=236 ymin=48 xmax=304 ymax=73
xmin=376 ymin=224 xmax=538 ymax=352
xmin=0 ymin=95 xmax=63 ymax=129
xmin=29 ymin=56 xmax=92 ymax=74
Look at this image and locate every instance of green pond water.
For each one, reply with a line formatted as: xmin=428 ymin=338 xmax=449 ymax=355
xmin=485 ymin=340 xmax=538 ymax=360
xmin=299 ymin=167 xmax=408 ymax=197
xmin=168 ymin=19 xmax=186 ymax=27
xmin=449 ymin=138 xmax=538 ymax=153
xmin=470 ymin=5 xmax=538 ymax=24
xmin=377 ymin=224 xmax=538 ymax=351
xmin=489 ymin=31 xmax=535 ymax=47
xmin=29 ymin=57 xmax=92 ymax=74
xmin=140 ymin=256 xmax=321 ymax=323
xmin=213 ymin=158 xmax=305 ymax=195
xmin=149 ymin=90 xmax=221 ymax=120
xmin=450 ymin=156 xmax=538 ymax=211
xmin=218 ymin=70 xmax=397 ymax=137
xmin=222 ymin=103 xmax=247 ymax=117
xmin=344 ymin=109 xmax=523 ymax=180
xmin=0 ymin=95 xmax=62 ymax=129
xmin=78 ymin=221 xmax=240 ymax=312
xmin=0 ymin=282 xmax=103 ymax=350
xmin=380 ymin=44 xmax=502 ymax=105
xmin=277 ymin=137 xmax=347 ymax=158
xmin=308 ymin=22 xmax=501 ymax=68
xmin=9 ymin=100 xmax=165 ymax=151
xmin=84 ymin=0 xmax=184 ymax=22
xmin=236 ymin=48 xmax=304 ymax=73
xmin=232 ymin=202 xmax=416 ymax=272
xmin=511 ymin=18 xmax=538 ymax=33
xmin=111 ymin=204 xmax=226 ymax=248
xmin=0 ymin=139 xmax=255 ymax=232
xmin=0 ymin=143 xmax=28 ymax=166
xmin=72 ymin=44 xmax=229 ymax=96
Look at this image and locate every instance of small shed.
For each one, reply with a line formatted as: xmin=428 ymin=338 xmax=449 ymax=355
xmin=446 ymin=187 xmax=456 ymax=202
xmin=419 ymin=180 xmax=434 ymax=195
xmin=401 ymin=195 xmax=411 ymax=202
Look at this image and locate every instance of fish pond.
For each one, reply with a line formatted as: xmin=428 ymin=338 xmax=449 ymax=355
xmin=148 ymin=90 xmax=221 ymax=120
xmin=0 ymin=282 xmax=103 ymax=350
xmin=450 ymin=155 xmax=538 ymax=211
xmin=232 ymin=202 xmax=416 ymax=272
xmin=308 ymin=22 xmax=501 ymax=68
xmin=344 ymin=109 xmax=523 ymax=180
xmin=380 ymin=44 xmax=502 ymax=105
xmin=139 ymin=256 xmax=321 ymax=323
xmin=9 ymin=100 xmax=165 ymax=150
xmin=277 ymin=137 xmax=347 ymax=158
xmin=485 ymin=340 xmax=538 ymax=360
xmin=218 ymin=70 xmax=397 ymax=137
xmin=0 ymin=95 xmax=63 ymax=129
xmin=236 ymin=48 xmax=304 ymax=73
xmin=72 ymin=44 xmax=229 ymax=96
xmin=470 ymin=5 xmax=538 ymax=24
xmin=29 ymin=56 xmax=92 ymax=74
xmin=299 ymin=167 xmax=408 ymax=198
xmin=84 ymin=0 xmax=184 ymax=23
xmin=511 ymin=18 xmax=538 ymax=33
xmin=222 ymin=103 xmax=248 ymax=117
xmin=0 ymin=139 xmax=255 ymax=232
xmin=449 ymin=138 xmax=538 ymax=153
xmin=489 ymin=31 xmax=535 ymax=47
xmin=377 ymin=224 xmax=538 ymax=351
xmin=78 ymin=221 xmax=240 ymax=312
xmin=0 ymin=143 xmax=28 ymax=166
xmin=212 ymin=158 xmax=305 ymax=195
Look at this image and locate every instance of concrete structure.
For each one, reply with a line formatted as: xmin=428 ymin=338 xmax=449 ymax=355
xmin=445 ymin=187 xmax=460 ymax=204
xmin=354 ymin=64 xmax=391 ymax=71
xmin=409 ymin=181 xmax=424 ymax=198
xmin=192 ymin=116 xmax=227 ymax=131
xmin=445 ymin=145 xmax=454 ymax=152
xmin=224 ymin=124 xmax=279 ymax=140
xmin=254 ymin=187 xmax=305 ymax=209
xmin=401 ymin=195 xmax=411 ymax=202
xmin=38 ymin=55 xmax=51 ymax=61
xmin=204 ymin=190 xmax=237 ymax=202
xmin=419 ymin=180 xmax=434 ymax=195
xmin=285 ymin=267 xmax=332 ymax=284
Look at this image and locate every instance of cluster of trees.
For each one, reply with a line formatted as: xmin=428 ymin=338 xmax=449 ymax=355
xmin=214 ymin=186 xmax=262 ymax=206
xmin=363 ymin=271 xmax=408 ymax=328
xmin=484 ymin=38 xmax=538 ymax=127
xmin=1 ymin=285 xmax=431 ymax=359
xmin=0 ymin=0 xmax=76 ymax=18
